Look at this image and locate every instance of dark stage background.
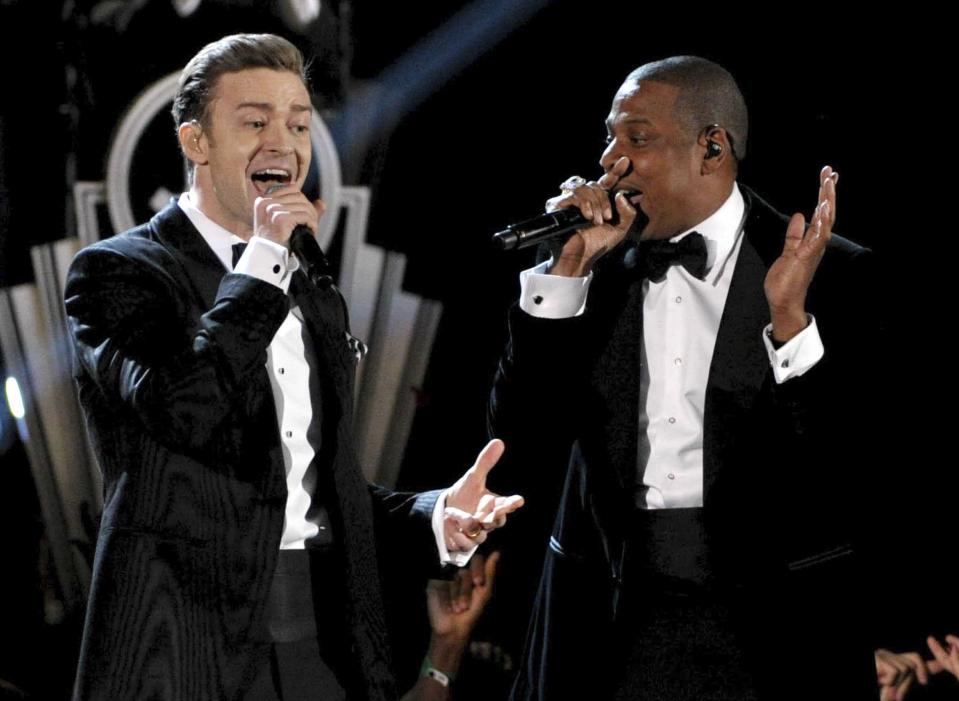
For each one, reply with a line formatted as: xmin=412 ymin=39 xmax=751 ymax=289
xmin=0 ymin=1 xmax=951 ymax=698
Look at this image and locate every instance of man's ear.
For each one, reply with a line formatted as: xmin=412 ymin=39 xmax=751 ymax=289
xmin=178 ymin=120 xmax=208 ymax=167
xmin=698 ymin=124 xmax=731 ymax=175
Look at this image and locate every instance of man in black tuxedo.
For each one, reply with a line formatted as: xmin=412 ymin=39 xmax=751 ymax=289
xmin=489 ymin=56 xmax=881 ymax=700
xmin=65 ymin=33 xmax=522 ymax=701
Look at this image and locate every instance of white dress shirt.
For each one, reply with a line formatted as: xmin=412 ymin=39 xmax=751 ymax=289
xmin=178 ymin=193 xmax=470 ymax=562
xmin=518 ymin=184 xmax=824 ymax=509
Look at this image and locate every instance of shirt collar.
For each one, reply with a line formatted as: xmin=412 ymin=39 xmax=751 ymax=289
xmin=669 ymin=182 xmax=745 ymax=284
xmin=177 ymin=191 xmax=246 ymax=271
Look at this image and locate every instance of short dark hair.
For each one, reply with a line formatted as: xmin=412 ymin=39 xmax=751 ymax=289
xmin=172 ymin=33 xmax=307 ymax=130
xmin=627 ymin=56 xmax=748 ymax=161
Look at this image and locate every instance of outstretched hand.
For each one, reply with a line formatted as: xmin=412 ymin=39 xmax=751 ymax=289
xmin=927 ymin=634 xmax=959 ymax=679
xmin=873 ymin=636 xmax=959 ymax=701
xmin=875 ymin=648 xmax=930 ymax=701
xmin=764 ymin=165 xmax=837 ymax=342
xmin=443 ymin=440 xmax=524 ymax=554
xmin=428 ymin=551 xmax=500 ymax=634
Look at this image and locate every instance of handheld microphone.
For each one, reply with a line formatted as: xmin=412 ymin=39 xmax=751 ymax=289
xmin=289 ymin=225 xmax=333 ymax=289
xmin=492 ymin=190 xmax=643 ymax=251
xmin=492 ymin=208 xmax=591 ymax=251
xmin=265 ymin=185 xmax=333 ymax=288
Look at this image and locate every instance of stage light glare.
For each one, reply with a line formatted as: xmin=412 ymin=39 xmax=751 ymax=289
xmin=5 ymin=376 xmax=25 ymax=419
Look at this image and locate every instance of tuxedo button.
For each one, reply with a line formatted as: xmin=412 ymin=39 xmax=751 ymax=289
xmin=668 ymin=417 xmax=676 ymax=424
xmin=674 ymin=357 xmax=682 ymax=366
xmin=279 ymin=367 xmax=285 ymax=375
xmin=285 ymin=430 xmax=293 ymax=438
xmin=675 ymin=296 xmax=682 ymax=303
xmin=273 ymin=264 xmax=281 ymax=274
xmin=667 ymin=473 xmax=675 ymax=480
xmin=533 ymin=295 xmax=544 ymax=305
xmin=781 ymin=359 xmax=790 ymax=368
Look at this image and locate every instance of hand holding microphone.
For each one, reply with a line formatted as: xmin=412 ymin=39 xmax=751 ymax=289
xmin=492 ymin=157 xmax=644 ymax=278
xmin=255 ymin=184 xmax=332 ymax=288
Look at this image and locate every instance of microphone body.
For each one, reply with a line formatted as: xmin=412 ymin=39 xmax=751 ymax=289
xmin=492 ymin=208 xmax=591 ymax=251
xmin=492 ymin=190 xmax=644 ymax=252
xmin=289 ymin=225 xmax=333 ymax=289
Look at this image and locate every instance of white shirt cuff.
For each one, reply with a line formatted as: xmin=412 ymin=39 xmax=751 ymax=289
xmin=234 ymin=236 xmax=299 ymax=293
xmin=432 ymin=488 xmax=476 ymax=567
xmin=763 ymin=315 xmax=825 ymax=384
xmin=519 ymin=260 xmax=592 ymax=319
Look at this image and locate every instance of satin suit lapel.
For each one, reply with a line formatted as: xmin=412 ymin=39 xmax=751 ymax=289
xmin=288 ymin=274 xmax=353 ymax=421
xmin=150 ymin=203 xmax=226 ymax=312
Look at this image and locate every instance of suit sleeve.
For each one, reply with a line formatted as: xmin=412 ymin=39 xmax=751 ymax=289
xmin=368 ymin=485 xmax=449 ymax=577
xmin=64 ymin=241 xmax=289 ymax=457
xmin=767 ymin=247 xmax=881 ymax=438
xmin=486 ymin=302 xmax=596 ymax=545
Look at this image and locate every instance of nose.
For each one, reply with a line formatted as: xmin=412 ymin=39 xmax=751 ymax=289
xmin=599 ymin=138 xmax=620 ymax=173
xmin=262 ymin=121 xmax=294 ymax=155
xmin=599 ymin=144 xmax=633 ymax=183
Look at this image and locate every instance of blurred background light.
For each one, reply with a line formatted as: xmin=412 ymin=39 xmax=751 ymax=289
xmin=5 ymin=377 xmax=25 ymax=420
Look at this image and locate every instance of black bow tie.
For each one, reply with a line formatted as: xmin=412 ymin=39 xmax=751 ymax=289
xmin=231 ymin=242 xmax=247 ymax=269
xmin=637 ymin=232 xmax=708 ymax=281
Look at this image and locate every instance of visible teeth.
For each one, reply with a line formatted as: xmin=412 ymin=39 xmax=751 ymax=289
xmin=614 ymin=189 xmax=641 ymax=203
xmin=251 ymin=169 xmax=291 ymax=181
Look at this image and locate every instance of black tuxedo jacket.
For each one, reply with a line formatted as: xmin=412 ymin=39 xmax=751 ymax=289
xmin=489 ymin=186 xmax=883 ymax=700
xmin=65 ymin=203 xmax=440 ymax=701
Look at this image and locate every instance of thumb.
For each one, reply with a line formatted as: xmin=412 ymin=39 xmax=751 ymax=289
xmin=783 ymin=213 xmax=805 ymax=251
xmin=614 ymin=190 xmax=638 ymax=234
xmin=470 ymin=439 xmax=505 ymax=482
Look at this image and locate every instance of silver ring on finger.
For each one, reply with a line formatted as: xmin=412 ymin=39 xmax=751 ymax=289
xmin=560 ymin=175 xmax=587 ymax=193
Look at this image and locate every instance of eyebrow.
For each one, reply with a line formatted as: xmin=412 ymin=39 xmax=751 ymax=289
xmin=236 ymin=101 xmax=313 ymax=114
xmin=606 ymin=116 xmax=653 ymax=130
